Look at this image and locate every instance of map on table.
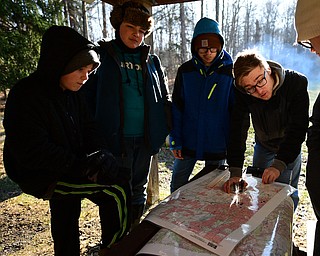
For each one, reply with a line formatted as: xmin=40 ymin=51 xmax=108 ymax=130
xmin=139 ymin=169 xmax=294 ymax=256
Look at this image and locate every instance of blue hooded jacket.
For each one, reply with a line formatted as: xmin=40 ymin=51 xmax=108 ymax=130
xmin=169 ymin=17 xmax=234 ymax=160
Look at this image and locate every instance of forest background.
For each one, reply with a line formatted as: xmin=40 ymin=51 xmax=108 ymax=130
xmin=1 ymin=0 xmax=320 ymax=93
xmin=0 ymin=0 xmax=319 ymax=255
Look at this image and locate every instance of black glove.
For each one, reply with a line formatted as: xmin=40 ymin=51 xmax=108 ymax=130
xmin=85 ymin=149 xmax=119 ymax=184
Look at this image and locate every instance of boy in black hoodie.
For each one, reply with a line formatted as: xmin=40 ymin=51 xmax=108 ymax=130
xmin=3 ymin=25 xmax=130 ymax=256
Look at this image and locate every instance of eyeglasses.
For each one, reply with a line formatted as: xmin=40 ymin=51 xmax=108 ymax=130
xmin=298 ymin=41 xmax=313 ymax=49
xmin=198 ymin=47 xmax=218 ymax=54
xmin=243 ymin=70 xmax=267 ymax=95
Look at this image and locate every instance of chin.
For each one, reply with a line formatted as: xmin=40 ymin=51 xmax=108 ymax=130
xmin=261 ymin=94 xmax=271 ymax=101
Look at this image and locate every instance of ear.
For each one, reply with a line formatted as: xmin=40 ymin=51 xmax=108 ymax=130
xmin=266 ymin=67 xmax=272 ymax=75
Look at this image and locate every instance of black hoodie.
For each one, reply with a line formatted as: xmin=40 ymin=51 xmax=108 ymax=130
xmin=3 ymin=26 xmax=105 ymax=198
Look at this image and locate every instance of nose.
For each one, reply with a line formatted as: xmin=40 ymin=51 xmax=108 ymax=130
xmin=81 ymin=71 xmax=89 ymax=81
xmin=255 ymin=86 xmax=264 ymax=94
xmin=133 ymin=28 xmax=141 ymax=37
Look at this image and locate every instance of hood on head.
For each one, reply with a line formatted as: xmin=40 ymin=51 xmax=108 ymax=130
xmin=37 ymin=25 xmax=98 ymax=85
xmin=62 ymin=49 xmax=100 ymax=75
xmin=191 ymin=17 xmax=224 ymax=55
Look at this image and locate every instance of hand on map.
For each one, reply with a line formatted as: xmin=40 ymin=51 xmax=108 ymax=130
xmin=171 ymin=149 xmax=183 ymax=159
xmin=223 ymin=177 xmax=248 ymax=194
xmin=261 ymin=167 xmax=280 ymax=184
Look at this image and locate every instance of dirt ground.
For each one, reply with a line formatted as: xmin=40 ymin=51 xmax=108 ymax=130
xmin=0 ymin=90 xmax=315 ymax=255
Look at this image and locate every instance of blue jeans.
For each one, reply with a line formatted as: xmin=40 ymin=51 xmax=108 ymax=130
xmin=252 ymin=142 xmax=301 ymax=209
xmin=115 ymin=137 xmax=153 ymax=206
xmin=170 ymin=156 xmax=226 ymax=193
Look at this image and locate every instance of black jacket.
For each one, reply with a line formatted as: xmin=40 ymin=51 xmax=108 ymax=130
xmin=3 ymin=26 xmax=106 ymax=198
xmin=306 ymin=93 xmax=320 ymax=203
xmin=227 ymin=61 xmax=309 ymax=176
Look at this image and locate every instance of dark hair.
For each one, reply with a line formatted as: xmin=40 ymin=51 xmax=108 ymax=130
xmin=233 ymin=49 xmax=269 ymax=89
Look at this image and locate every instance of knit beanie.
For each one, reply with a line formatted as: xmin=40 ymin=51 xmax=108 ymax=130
xmin=62 ymin=49 xmax=100 ymax=75
xmin=194 ymin=34 xmax=222 ymax=52
xmin=295 ymin=0 xmax=320 ymax=42
xmin=110 ymin=1 xmax=154 ymax=38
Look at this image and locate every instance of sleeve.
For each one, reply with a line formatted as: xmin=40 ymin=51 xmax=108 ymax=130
xmin=275 ymin=74 xmax=309 ymax=165
xmin=151 ymin=54 xmax=172 ymax=132
xmin=79 ymin=92 xmax=108 ymax=154
xmin=305 ymin=93 xmax=320 ymax=186
xmin=81 ymin=72 xmax=98 ymax=117
xmin=226 ymin=89 xmax=251 ymax=170
xmin=169 ymin=67 xmax=184 ymax=150
xmin=306 ymin=93 xmax=320 ymax=202
xmin=307 ymin=93 xmax=320 ymax=152
xmin=81 ymin=44 xmax=105 ymax=118
xmin=3 ymin=87 xmax=76 ymax=178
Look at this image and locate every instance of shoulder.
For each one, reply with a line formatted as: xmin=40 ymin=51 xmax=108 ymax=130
xmin=277 ymin=70 xmax=309 ymax=103
xmin=216 ymin=52 xmax=233 ymax=76
xmin=284 ymin=70 xmax=308 ymax=90
xmin=149 ymin=53 xmax=160 ymax=64
xmin=97 ymin=38 xmax=112 ymax=48
xmin=9 ymin=74 xmax=40 ymax=99
xmin=5 ymin=75 xmax=44 ymax=115
xmin=285 ymin=69 xmax=307 ymax=82
xmin=97 ymin=39 xmax=116 ymax=57
xmin=221 ymin=49 xmax=233 ymax=63
xmin=177 ymin=59 xmax=195 ymax=73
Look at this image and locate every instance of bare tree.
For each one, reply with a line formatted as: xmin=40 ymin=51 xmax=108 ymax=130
xmin=82 ymin=1 xmax=89 ymax=39
xmin=215 ymin=0 xmax=219 ymax=22
xmin=62 ymin=0 xmax=70 ymax=26
xmin=254 ymin=19 xmax=262 ymax=45
xmin=180 ymin=3 xmax=187 ymax=63
xmin=226 ymin=0 xmax=241 ymax=56
xmin=102 ymin=2 xmax=108 ymax=38
xmin=262 ymin=0 xmax=279 ymax=58
xmin=243 ymin=0 xmax=254 ymax=48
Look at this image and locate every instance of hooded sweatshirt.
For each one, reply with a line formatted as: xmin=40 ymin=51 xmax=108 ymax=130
xmin=227 ymin=61 xmax=309 ymax=177
xmin=3 ymin=26 xmax=105 ymax=198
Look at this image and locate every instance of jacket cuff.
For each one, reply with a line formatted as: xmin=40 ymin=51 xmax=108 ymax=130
xmin=271 ymin=159 xmax=287 ymax=173
xmin=229 ymin=167 xmax=243 ymax=178
xmin=169 ymin=136 xmax=181 ymax=150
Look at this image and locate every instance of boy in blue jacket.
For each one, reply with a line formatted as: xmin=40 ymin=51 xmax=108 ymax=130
xmin=169 ymin=17 xmax=234 ymax=192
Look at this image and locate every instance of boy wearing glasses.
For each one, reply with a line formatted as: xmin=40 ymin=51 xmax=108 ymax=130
xmin=295 ymin=0 xmax=320 ymax=254
xmin=169 ymin=17 xmax=234 ymax=192
xmin=223 ymin=49 xmax=309 ymax=210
